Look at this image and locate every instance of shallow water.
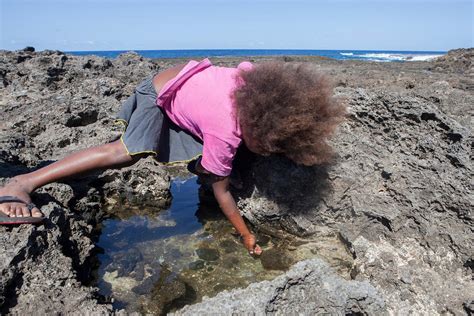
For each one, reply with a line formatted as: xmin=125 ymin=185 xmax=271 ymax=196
xmin=95 ymin=177 xmax=352 ymax=314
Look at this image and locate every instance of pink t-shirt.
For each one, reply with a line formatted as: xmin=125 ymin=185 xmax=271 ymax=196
xmin=156 ymin=58 xmax=254 ymax=176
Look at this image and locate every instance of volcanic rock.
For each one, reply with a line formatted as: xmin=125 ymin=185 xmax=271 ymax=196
xmin=1 ymin=48 xmax=472 ymax=314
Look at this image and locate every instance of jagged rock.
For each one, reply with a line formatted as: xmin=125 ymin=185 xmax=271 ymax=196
xmin=234 ymin=49 xmax=473 ymax=314
xmin=99 ymin=157 xmax=171 ymax=211
xmin=0 ymin=50 xmax=170 ymax=313
xmin=0 ymin=48 xmax=472 ymax=314
xmin=0 ymin=199 xmax=111 ymax=314
xmin=432 ymin=48 xmax=474 ymax=75
xmin=170 ymin=259 xmax=386 ymax=315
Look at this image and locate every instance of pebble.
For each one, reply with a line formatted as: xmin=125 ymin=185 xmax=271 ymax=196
xmin=260 ymin=248 xmax=294 ymax=271
xmin=188 ymin=260 xmax=205 ymax=270
xmin=196 ymin=247 xmax=220 ymax=261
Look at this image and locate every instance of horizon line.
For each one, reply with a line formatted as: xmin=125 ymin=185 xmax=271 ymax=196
xmin=57 ymin=48 xmax=452 ymax=53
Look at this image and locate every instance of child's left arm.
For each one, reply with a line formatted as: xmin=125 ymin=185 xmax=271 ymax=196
xmin=211 ymin=176 xmax=262 ymax=256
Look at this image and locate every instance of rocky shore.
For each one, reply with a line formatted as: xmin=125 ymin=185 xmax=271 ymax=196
xmin=0 ymin=48 xmax=472 ymax=314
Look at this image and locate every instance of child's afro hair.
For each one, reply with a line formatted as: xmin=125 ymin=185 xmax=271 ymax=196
xmin=232 ymin=60 xmax=347 ymax=165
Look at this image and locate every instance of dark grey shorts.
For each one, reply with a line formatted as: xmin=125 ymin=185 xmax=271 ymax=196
xmin=115 ymin=73 xmax=203 ymax=163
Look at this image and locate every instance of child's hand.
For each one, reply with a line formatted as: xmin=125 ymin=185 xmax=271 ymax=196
xmin=241 ymin=233 xmax=263 ymax=256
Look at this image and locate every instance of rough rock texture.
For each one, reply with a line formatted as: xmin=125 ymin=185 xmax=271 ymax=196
xmin=0 ymin=49 xmax=172 ymax=314
xmin=1 ymin=49 xmax=162 ymax=163
xmin=100 ymin=158 xmax=171 ymax=211
xmin=234 ymin=48 xmax=474 ymax=314
xmin=171 ymin=258 xmax=385 ymax=315
xmin=0 ymin=189 xmax=111 ymax=314
xmin=1 ymin=48 xmax=473 ymax=314
xmin=432 ymin=48 xmax=473 ymax=75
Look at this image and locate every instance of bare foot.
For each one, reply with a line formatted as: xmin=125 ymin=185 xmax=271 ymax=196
xmin=0 ymin=177 xmax=42 ymax=218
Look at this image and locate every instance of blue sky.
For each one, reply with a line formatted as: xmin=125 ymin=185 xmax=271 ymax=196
xmin=1 ymin=0 xmax=472 ymax=51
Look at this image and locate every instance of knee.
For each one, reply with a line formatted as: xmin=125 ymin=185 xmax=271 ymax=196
xmin=106 ymin=140 xmax=133 ymax=163
xmin=108 ymin=140 xmax=128 ymax=155
xmin=107 ymin=140 xmax=150 ymax=164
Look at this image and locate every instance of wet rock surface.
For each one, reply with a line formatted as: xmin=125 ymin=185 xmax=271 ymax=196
xmin=259 ymin=247 xmax=294 ymax=271
xmin=94 ymin=177 xmax=346 ymax=314
xmin=195 ymin=247 xmax=220 ymax=262
xmin=146 ymin=267 xmax=187 ymax=315
xmin=1 ymin=48 xmax=473 ymax=314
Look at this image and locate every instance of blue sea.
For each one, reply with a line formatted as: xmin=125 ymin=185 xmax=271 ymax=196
xmin=67 ymin=49 xmax=446 ymax=62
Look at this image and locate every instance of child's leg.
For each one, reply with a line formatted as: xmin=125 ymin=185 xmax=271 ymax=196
xmin=0 ymin=140 xmax=143 ymax=218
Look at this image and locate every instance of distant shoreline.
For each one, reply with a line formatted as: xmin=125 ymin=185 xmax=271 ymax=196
xmin=64 ymin=48 xmax=447 ymax=62
xmin=2 ymin=47 xmax=450 ymax=62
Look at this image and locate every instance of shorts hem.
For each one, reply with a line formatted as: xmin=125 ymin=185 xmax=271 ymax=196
xmin=113 ymin=118 xmax=200 ymax=161
xmin=119 ymin=136 xmax=158 ymax=156
xmin=115 ymin=120 xmax=158 ymax=156
xmin=114 ymin=118 xmax=128 ymax=128
xmin=162 ymin=154 xmax=202 ymax=166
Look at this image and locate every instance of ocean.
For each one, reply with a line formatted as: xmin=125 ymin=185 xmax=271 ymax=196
xmin=67 ymin=49 xmax=446 ymax=62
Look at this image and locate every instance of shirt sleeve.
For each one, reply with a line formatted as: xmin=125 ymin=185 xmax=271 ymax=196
xmin=200 ymin=134 xmax=239 ymax=177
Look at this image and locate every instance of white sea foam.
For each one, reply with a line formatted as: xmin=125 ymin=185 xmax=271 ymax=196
xmin=340 ymin=52 xmax=353 ymax=56
xmin=352 ymin=52 xmax=444 ymax=62
xmin=409 ymin=54 xmax=442 ymax=61
xmin=357 ymin=53 xmax=406 ymax=61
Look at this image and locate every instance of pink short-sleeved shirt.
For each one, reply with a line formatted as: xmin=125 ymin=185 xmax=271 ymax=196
xmin=156 ymin=58 xmax=254 ymax=176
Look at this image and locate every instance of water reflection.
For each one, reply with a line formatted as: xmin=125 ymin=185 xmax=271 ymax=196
xmin=98 ymin=178 xmax=203 ymax=251
xmin=95 ymin=176 xmax=352 ymax=314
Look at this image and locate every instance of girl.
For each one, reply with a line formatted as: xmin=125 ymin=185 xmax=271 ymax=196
xmin=0 ymin=57 xmax=346 ymax=256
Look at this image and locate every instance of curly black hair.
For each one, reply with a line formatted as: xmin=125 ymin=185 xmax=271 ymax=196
xmin=231 ymin=60 xmax=347 ymax=165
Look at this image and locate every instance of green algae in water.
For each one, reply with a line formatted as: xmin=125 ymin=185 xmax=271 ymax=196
xmin=95 ymin=177 xmax=353 ymax=314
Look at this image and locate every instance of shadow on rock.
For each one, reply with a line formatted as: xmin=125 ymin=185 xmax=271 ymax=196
xmin=235 ymin=152 xmax=332 ymax=237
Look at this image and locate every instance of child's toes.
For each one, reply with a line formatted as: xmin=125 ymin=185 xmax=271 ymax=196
xmin=7 ymin=206 xmax=14 ymax=217
xmin=31 ymin=207 xmax=43 ymax=218
xmin=1 ymin=205 xmax=11 ymax=216
xmin=15 ymin=206 xmax=24 ymax=217
xmin=21 ymin=205 xmax=31 ymax=217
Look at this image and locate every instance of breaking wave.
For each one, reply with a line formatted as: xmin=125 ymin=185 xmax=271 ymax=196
xmin=339 ymin=52 xmax=444 ymax=62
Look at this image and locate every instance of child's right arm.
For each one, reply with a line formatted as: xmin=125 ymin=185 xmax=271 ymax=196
xmin=211 ymin=176 xmax=262 ymax=256
xmin=195 ymin=159 xmax=262 ymax=256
